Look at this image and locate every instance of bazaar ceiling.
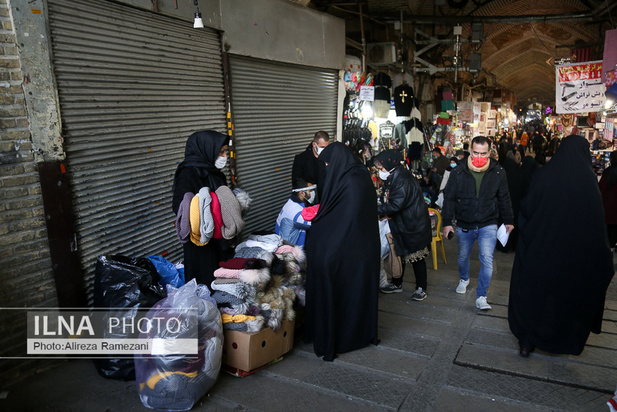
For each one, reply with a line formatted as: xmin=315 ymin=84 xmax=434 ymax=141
xmin=298 ymin=0 xmax=616 ymax=108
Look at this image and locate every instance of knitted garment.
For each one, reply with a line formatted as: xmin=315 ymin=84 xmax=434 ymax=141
xmin=215 ymin=185 xmax=245 ymax=240
xmin=212 ymin=278 xmax=240 ymax=285
xmin=210 ymin=191 xmax=223 ymax=239
xmin=275 ymin=245 xmax=296 ymax=255
xmin=213 ymin=267 xmax=242 ymax=279
xmin=221 ymin=314 xmax=256 ymax=323
xmin=189 ymin=195 xmax=207 ymax=246
xmin=175 ymin=192 xmax=194 ymax=244
xmin=198 ymin=187 xmax=214 ymax=244
xmin=211 ymin=280 xmax=256 ymax=301
xmin=211 ymin=290 xmax=248 ymax=313
xmin=219 ymin=257 xmax=253 ymax=270
xmin=236 ymin=239 xmax=278 ymax=256
xmin=301 ymin=205 xmax=319 ymax=221
xmin=247 ymin=233 xmax=283 ymax=247
xmin=223 ymin=322 xmax=248 ymax=331
xmin=234 ymin=247 xmax=273 ymax=260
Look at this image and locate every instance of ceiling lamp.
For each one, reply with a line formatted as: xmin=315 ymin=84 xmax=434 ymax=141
xmin=193 ymin=0 xmax=204 ymax=29
xmin=604 ymin=83 xmax=617 ymax=109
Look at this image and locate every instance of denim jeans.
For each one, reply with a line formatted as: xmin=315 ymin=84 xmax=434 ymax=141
xmin=456 ymin=224 xmax=498 ymax=298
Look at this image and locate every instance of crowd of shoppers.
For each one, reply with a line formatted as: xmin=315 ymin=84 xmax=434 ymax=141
xmin=172 ymin=129 xmax=615 ymax=364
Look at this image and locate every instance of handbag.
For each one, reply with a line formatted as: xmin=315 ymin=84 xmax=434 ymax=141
xmin=383 ymin=233 xmax=403 ymax=279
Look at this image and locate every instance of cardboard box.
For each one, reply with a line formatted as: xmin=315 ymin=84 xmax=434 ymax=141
xmin=222 ymin=320 xmax=294 ymax=372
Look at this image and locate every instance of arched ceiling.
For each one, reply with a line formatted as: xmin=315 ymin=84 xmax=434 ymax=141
xmin=302 ymin=0 xmax=616 ymax=108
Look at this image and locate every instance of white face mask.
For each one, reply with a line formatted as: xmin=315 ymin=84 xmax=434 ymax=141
xmin=314 ymin=144 xmax=325 ymax=156
xmin=214 ymin=156 xmax=227 ymax=169
xmin=379 ymin=170 xmax=391 ymax=181
xmin=305 ymin=190 xmax=316 ymax=204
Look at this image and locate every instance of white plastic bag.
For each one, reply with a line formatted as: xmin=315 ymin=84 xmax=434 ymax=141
xmin=135 ymin=279 xmax=222 ymax=411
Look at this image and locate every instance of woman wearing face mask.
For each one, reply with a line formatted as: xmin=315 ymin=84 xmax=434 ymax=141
xmin=172 ymin=130 xmax=231 ymax=287
xmin=374 ymin=150 xmax=432 ymax=300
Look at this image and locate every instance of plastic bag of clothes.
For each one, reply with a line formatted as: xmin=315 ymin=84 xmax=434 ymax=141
xmin=135 ymin=279 xmax=223 ymax=411
xmin=147 ymin=256 xmax=185 ymax=288
xmin=93 ymin=255 xmax=167 ymax=380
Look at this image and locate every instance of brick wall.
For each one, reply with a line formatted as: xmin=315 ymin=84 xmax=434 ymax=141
xmin=0 ymin=0 xmax=60 ymax=386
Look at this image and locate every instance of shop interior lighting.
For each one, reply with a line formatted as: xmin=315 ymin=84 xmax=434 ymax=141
xmin=193 ymin=0 xmax=204 ymax=28
xmin=605 ymin=83 xmax=617 ymax=109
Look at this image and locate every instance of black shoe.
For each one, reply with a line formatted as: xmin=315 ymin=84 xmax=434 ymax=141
xmin=380 ymin=283 xmax=402 ymax=294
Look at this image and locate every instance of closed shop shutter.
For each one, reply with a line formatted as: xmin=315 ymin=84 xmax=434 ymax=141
xmin=229 ymin=56 xmax=338 ymax=236
xmin=47 ymin=0 xmax=226 ymax=297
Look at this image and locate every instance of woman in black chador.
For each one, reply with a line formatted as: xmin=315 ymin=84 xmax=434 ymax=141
xmin=508 ymin=135 xmax=614 ymax=357
xmin=304 ymin=142 xmax=380 ymax=361
xmin=172 ymin=130 xmax=230 ymax=287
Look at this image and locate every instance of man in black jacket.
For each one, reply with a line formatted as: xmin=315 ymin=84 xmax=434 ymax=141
xmin=442 ymin=136 xmax=514 ymax=310
xmin=291 ymin=131 xmax=330 ymax=200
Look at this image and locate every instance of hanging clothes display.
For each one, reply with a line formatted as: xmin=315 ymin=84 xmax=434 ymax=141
xmin=393 ymin=83 xmax=415 ymax=117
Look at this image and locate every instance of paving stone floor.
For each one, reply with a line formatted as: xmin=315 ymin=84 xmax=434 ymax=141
xmin=2 ymin=238 xmax=616 ymax=411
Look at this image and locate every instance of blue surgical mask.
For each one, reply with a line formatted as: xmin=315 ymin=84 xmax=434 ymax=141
xmin=450 ymin=163 xmax=457 ymax=168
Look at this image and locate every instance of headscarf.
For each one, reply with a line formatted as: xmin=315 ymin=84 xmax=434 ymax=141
xmin=172 ymin=130 xmax=228 ymax=193
xmin=373 ymin=149 xmax=400 ymax=171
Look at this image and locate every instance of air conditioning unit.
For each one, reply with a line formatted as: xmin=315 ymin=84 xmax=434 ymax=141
xmin=367 ymin=43 xmax=397 ymax=66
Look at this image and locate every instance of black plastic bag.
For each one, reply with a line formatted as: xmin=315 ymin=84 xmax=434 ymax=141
xmin=93 ymin=255 xmax=167 ymax=380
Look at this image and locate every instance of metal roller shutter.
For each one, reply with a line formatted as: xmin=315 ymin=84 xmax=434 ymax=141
xmin=47 ymin=0 xmax=226 ymax=297
xmin=229 ymin=56 xmax=338 ymax=236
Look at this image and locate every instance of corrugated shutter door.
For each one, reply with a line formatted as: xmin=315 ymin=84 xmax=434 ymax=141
xmin=229 ymin=56 xmax=338 ymax=235
xmin=48 ymin=0 xmax=226 ymax=296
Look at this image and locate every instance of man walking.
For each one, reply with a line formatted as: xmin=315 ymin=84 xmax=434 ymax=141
xmin=442 ymin=136 xmax=514 ymax=310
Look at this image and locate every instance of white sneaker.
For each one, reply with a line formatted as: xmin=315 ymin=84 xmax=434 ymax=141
xmin=476 ymin=296 xmax=491 ymax=310
xmin=456 ymin=279 xmax=470 ymax=294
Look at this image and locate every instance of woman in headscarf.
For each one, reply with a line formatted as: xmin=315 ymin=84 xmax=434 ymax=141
xmin=520 ymin=152 xmax=538 ymax=198
xmin=172 ymin=130 xmax=230 ymax=287
xmin=304 ymin=142 xmax=380 ymax=361
xmin=374 ymin=150 xmax=431 ymax=300
xmin=599 ymin=150 xmax=617 ymax=252
xmin=508 ymin=135 xmax=614 ymax=357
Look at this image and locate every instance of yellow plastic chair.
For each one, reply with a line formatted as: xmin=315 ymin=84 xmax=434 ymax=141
xmin=428 ymin=208 xmax=447 ymax=270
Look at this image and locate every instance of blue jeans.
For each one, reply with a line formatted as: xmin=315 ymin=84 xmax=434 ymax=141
xmin=456 ymin=225 xmax=498 ymax=298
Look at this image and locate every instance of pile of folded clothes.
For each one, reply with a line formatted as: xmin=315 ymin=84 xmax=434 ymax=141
xmin=210 ymin=233 xmax=306 ymax=332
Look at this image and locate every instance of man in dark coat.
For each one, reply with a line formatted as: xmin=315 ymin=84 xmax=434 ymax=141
xmin=442 ymin=136 xmax=514 ymax=311
xmin=304 ymin=142 xmax=379 ymax=361
xmin=374 ymin=150 xmax=432 ymax=300
xmin=508 ymin=135 xmax=614 ymax=357
xmin=291 ymin=131 xmax=330 ymax=201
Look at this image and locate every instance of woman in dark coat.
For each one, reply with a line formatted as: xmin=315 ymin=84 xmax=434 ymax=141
xmin=520 ymin=154 xmax=538 ymax=197
xmin=599 ymin=150 xmax=617 ymax=251
xmin=172 ymin=130 xmax=230 ymax=287
xmin=374 ymin=150 xmax=432 ymax=300
xmin=508 ymin=135 xmax=614 ymax=357
xmin=304 ymin=142 xmax=380 ymax=361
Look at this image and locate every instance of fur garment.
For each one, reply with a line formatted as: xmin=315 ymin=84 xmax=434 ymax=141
xmin=232 ymin=188 xmax=252 ymax=211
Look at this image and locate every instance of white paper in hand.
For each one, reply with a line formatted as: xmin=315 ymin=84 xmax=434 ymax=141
xmin=497 ymin=224 xmax=510 ymax=247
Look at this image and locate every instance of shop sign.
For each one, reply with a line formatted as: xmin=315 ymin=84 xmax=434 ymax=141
xmin=359 ymin=86 xmax=374 ymax=101
xmin=556 ymin=61 xmax=605 ymax=114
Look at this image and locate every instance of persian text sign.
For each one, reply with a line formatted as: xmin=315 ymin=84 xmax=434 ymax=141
xmin=556 ymin=61 xmax=605 ymax=114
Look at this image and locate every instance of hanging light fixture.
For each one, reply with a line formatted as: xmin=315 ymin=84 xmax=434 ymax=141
xmin=193 ymin=0 xmax=204 ymax=28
